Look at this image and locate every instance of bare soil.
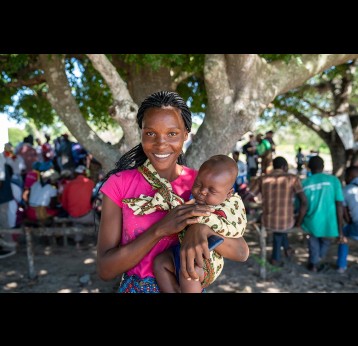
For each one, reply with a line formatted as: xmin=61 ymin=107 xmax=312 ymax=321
xmin=1 ymin=229 xmax=358 ymax=293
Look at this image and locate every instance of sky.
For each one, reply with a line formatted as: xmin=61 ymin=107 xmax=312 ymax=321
xmin=0 ymin=112 xmax=25 ymax=149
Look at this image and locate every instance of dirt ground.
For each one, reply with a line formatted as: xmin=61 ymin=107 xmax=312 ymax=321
xmin=1 ymin=228 xmax=358 ymax=293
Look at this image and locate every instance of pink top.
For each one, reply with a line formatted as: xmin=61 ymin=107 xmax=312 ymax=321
xmin=24 ymin=170 xmax=39 ymax=189
xmin=101 ymin=165 xmax=197 ymax=278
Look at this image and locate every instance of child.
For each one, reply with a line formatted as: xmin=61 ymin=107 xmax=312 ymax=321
xmin=152 ymin=155 xmax=247 ymax=293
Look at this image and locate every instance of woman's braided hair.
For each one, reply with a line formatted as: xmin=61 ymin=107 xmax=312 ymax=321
xmin=102 ymin=91 xmax=192 ymax=184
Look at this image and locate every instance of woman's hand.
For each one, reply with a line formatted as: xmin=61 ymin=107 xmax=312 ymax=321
xmin=339 ymin=235 xmax=348 ymax=244
xmin=179 ymin=225 xmax=250 ymax=281
xmin=154 ymin=201 xmax=214 ymax=237
xmin=179 ymin=223 xmax=214 ymax=281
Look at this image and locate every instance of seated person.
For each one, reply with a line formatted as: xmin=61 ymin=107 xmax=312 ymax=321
xmin=124 ymin=155 xmax=247 ymax=293
xmin=25 ymin=169 xmax=60 ymax=222
xmin=61 ymin=165 xmax=96 ymax=247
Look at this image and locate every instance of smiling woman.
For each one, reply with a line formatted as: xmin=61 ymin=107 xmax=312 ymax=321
xmin=96 ymin=91 xmax=249 ymax=293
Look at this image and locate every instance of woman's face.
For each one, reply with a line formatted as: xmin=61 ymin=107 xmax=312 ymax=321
xmin=141 ymin=106 xmax=188 ymax=176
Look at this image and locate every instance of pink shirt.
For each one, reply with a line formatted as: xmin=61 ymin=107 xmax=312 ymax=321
xmin=101 ymin=166 xmax=197 ymax=278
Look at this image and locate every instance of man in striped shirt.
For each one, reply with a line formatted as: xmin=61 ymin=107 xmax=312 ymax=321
xmin=250 ymin=156 xmax=307 ymax=265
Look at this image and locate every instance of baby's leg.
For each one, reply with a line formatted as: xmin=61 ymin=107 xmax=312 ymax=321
xmin=179 ymin=264 xmax=205 ymax=293
xmin=153 ymin=250 xmax=180 ymax=293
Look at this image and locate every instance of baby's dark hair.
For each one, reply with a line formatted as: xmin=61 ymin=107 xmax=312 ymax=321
xmin=200 ymin=155 xmax=238 ymax=185
xmin=103 ymin=91 xmax=192 ymax=184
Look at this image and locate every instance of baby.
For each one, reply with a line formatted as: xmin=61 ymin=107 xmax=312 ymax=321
xmin=153 ymin=155 xmax=247 ymax=293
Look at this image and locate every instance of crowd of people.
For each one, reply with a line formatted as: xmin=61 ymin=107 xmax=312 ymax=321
xmin=1 ymin=90 xmax=358 ymax=293
xmin=0 ymin=134 xmax=103 ymax=258
xmin=233 ymin=137 xmax=355 ymax=274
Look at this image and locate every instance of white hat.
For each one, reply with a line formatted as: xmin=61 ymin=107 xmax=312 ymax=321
xmin=75 ymin=165 xmax=86 ymax=174
xmin=41 ymin=169 xmax=60 ymax=183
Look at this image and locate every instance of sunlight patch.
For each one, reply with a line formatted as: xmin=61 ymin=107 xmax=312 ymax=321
xmin=57 ymin=288 xmax=72 ymax=293
xmin=84 ymin=258 xmax=95 ymax=264
xmin=39 ymin=270 xmax=48 ymax=276
xmin=6 ymin=270 xmax=17 ymax=276
xmin=44 ymin=248 xmax=52 ymax=255
xmin=267 ymin=287 xmax=280 ymax=293
xmin=241 ymin=285 xmax=253 ymax=293
xmin=6 ymin=282 xmax=18 ymax=289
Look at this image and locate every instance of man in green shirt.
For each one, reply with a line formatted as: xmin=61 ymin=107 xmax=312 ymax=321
xmin=301 ymin=156 xmax=344 ymax=272
xmin=256 ymin=134 xmax=271 ymax=175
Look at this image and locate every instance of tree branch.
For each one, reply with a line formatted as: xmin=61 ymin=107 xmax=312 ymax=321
xmin=279 ymin=104 xmax=331 ymax=142
xmin=268 ymin=54 xmax=358 ymax=96
xmin=171 ymin=70 xmax=195 ymax=90
xmin=6 ymin=76 xmax=46 ymax=88
xmin=87 ymin=54 xmax=140 ymax=152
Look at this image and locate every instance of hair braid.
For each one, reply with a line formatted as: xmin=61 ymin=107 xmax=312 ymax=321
xmin=102 ymin=91 xmax=192 ymax=185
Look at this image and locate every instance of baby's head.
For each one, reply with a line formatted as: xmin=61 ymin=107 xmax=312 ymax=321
xmin=192 ymin=155 xmax=238 ymax=206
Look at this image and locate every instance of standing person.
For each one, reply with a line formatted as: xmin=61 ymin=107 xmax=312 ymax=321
xmin=242 ymin=134 xmax=258 ymax=180
xmin=97 ymin=91 xmax=249 ymax=293
xmin=301 ymin=156 xmax=344 ymax=272
xmin=336 ymin=166 xmax=358 ymax=273
xmin=35 ymin=138 xmax=43 ymax=162
xmin=232 ymin=150 xmax=247 ymax=190
xmin=4 ymin=143 xmax=26 ymax=187
xmin=250 ymin=156 xmax=307 ymax=265
xmin=256 ymin=134 xmax=272 ymax=175
xmin=264 ymin=130 xmax=276 ymax=154
xmin=149 ymin=155 xmax=247 ymax=293
xmin=58 ymin=134 xmax=75 ymax=172
xmin=41 ymin=134 xmax=54 ymax=162
xmin=0 ymin=152 xmax=16 ymax=258
xmin=17 ymin=135 xmax=37 ymax=175
xmin=295 ymin=147 xmax=305 ymax=174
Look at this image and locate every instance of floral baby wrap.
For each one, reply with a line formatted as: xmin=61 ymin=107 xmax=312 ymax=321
xmin=123 ymin=159 xmax=247 ymax=288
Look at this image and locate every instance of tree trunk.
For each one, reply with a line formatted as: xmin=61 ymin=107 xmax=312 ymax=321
xmin=327 ymin=142 xmax=347 ymax=179
xmin=126 ymin=65 xmax=173 ymax=104
xmin=39 ymin=54 xmax=118 ymax=172
xmin=186 ymin=54 xmax=358 ymax=169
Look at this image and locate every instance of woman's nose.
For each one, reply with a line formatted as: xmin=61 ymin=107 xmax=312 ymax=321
xmin=155 ymin=135 xmax=167 ymax=145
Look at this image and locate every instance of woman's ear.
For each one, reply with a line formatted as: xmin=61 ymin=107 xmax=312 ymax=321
xmin=184 ymin=131 xmax=189 ymax=141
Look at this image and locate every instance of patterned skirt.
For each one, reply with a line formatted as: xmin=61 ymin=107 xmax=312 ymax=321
xmin=118 ymin=273 xmax=160 ymax=293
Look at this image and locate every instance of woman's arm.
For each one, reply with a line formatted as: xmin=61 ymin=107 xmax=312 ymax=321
xmin=97 ymin=195 xmax=214 ymax=281
xmin=179 ymin=224 xmax=249 ymax=281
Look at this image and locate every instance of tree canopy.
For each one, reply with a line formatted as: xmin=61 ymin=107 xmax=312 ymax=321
xmin=1 ymin=54 xmax=358 ymax=172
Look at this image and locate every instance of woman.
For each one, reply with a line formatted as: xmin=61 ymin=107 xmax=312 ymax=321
xmin=97 ymin=91 xmax=249 ymax=293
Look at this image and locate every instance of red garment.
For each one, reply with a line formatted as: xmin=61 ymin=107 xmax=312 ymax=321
xmin=41 ymin=142 xmax=54 ymax=161
xmin=61 ymin=175 xmax=95 ymax=217
xmin=24 ymin=170 xmax=39 ymax=189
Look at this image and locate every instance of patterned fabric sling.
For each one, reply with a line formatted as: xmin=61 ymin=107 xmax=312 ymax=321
xmin=123 ymin=159 xmax=184 ymax=214
xmin=123 ymin=159 xmax=247 ymax=288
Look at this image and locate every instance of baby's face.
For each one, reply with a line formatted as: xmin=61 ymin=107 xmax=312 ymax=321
xmin=191 ymin=168 xmax=233 ymax=206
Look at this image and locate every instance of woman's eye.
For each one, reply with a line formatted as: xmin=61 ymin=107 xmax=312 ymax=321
xmin=146 ymin=132 xmax=155 ymax=137
xmin=168 ymin=132 xmax=177 ymax=137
